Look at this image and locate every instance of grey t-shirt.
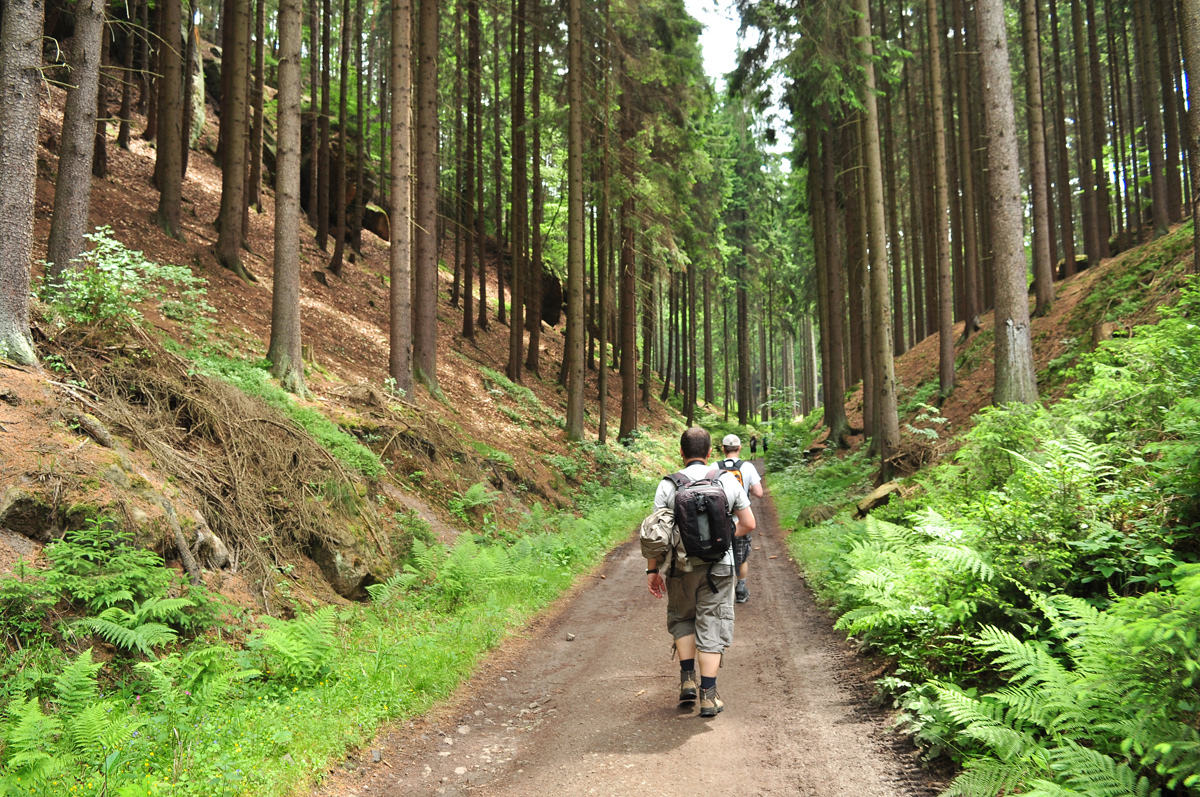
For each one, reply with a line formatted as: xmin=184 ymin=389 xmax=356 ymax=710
xmin=654 ymin=461 xmax=750 ymax=568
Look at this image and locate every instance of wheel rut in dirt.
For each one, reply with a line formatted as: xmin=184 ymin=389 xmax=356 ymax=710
xmin=316 ymin=463 xmax=941 ymax=797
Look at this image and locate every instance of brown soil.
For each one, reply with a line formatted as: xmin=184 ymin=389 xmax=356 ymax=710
xmin=313 ymin=465 xmax=945 ymax=797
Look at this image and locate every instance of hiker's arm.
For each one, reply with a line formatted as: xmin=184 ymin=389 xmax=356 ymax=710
xmin=734 ymin=505 xmax=756 ymax=535
xmin=749 ymin=482 xmax=764 ymax=499
xmin=646 ymin=557 xmax=666 ymax=598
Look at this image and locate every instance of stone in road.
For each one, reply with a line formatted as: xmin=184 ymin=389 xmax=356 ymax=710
xmin=315 ymin=479 xmax=936 ymax=797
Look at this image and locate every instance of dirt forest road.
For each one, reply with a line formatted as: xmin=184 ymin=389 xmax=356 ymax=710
xmin=316 ymin=464 xmax=941 ymax=797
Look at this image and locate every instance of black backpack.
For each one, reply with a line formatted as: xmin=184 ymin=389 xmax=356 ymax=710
xmin=717 ymin=458 xmax=745 ymax=489
xmin=664 ymin=468 xmax=734 ymax=565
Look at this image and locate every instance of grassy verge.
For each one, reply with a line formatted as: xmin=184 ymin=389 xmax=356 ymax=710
xmin=0 ymin=478 xmax=654 ymax=797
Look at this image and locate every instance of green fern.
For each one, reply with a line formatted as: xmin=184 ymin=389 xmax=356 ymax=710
xmin=248 ymin=606 xmax=336 ymax=684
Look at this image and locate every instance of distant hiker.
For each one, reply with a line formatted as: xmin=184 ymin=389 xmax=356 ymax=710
xmin=717 ymin=434 xmax=763 ymax=605
xmin=762 ymin=436 xmax=769 ymax=456
xmin=645 ymin=427 xmax=755 ymax=718
xmin=749 ymin=435 xmax=758 ymax=456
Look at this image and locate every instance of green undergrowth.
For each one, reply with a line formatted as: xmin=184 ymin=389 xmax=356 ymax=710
xmin=771 ymin=275 xmax=1200 ymax=795
xmin=0 ymin=474 xmax=655 ymax=796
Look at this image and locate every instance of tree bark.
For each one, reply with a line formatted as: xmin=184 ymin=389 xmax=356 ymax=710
xmin=1022 ymin=0 xmax=1055 ymax=316
xmin=925 ymin=0 xmax=956 ymax=399
xmin=118 ymin=0 xmax=137 ymax=150
xmin=155 ymin=0 xmax=185 ymax=240
xmin=92 ymin=14 xmax=109 ymax=179
xmin=462 ymin=0 xmax=477 ymax=339
xmin=306 ymin=0 xmax=319 ymax=228
xmin=819 ymin=111 xmax=849 ymax=447
xmin=1049 ymin=0 xmax=1077 ymax=276
xmin=268 ymin=0 xmax=306 ymax=394
xmin=1181 ymin=0 xmax=1200 ymax=272
xmin=978 ymin=0 xmax=1039 ymax=405
xmin=0 ymin=0 xmax=43 ymax=366
xmin=328 ymin=0 xmax=352 ymax=276
xmin=1134 ymin=0 xmax=1171 ymax=238
xmin=317 ymin=0 xmax=332 ymax=250
xmin=413 ymin=0 xmax=440 ymax=391
xmin=216 ymin=0 xmax=251 ymax=280
xmin=249 ymin=0 xmax=266 ymax=211
xmin=507 ymin=0 xmax=528 ymax=382
xmin=389 ymin=0 xmax=414 ymax=393
xmin=525 ymin=0 xmax=543 ymax=374
xmin=47 ymin=0 xmax=105 ymax=280
xmin=565 ymin=0 xmax=585 ymax=439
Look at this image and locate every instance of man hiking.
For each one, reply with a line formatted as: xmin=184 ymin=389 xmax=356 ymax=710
xmin=717 ymin=434 xmax=763 ymax=604
xmin=645 ymin=427 xmax=755 ymax=717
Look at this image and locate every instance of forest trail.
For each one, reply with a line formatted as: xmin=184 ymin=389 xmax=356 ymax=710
xmin=315 ymin=462 xmax=940 ymax=797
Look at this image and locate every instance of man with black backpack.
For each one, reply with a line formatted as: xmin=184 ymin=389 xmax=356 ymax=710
xmin=645 ymin=427 xmax=755 ymax=718
xmin=717 ymin=434 xmax=763 ymax=605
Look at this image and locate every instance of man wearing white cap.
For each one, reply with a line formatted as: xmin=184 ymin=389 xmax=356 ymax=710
xmin=717 ymin=434 xmax=763 ymax=604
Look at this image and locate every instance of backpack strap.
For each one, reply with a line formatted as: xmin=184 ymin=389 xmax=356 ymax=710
xmin=664 ymin=472 xmax=691 ymax=489
xmin=704 ymin=467 xmax=720 ymax=481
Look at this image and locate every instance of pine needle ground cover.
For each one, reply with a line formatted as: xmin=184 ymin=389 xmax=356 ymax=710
xmin=769 ymin=274 xmax=1200 ymax=794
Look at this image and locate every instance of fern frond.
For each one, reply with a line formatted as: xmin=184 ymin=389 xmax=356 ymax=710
xmin=76 ymin=617 xmax=178 ymax=656
xmin=943 ymin=755 xmax=1036 ymax=797
xmin=927 ymin=544 xmax=996 ymax=582
xmin=974 ymin=626 xmax=1072 ymax=691
xmin=1048 ymin=741 xmax=1161 ymax=797
xmin=53 ymin=649 xmax=101 ymax=716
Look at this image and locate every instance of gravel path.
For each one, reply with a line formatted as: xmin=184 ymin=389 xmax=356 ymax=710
xmin=315 ymin=466 xmax=942 ymax=797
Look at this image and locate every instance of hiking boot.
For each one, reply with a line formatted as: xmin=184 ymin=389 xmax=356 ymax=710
xmin=735 ymin=582 xmax=750 ymax=604
xmin=678 ymin=670 xmax=698 ymax=702
xmin=699 ymin=685 xmax=724 ymax=717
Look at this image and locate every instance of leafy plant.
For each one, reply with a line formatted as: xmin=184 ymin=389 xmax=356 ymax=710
xmin=40 ymin=227 xmax=214 ymax=338
xmin=449 ymin=482 xmax=502 ymax=522
xmin=44 ymin=519 xmax=173 ymax=613
xmin=75 ymin=596 xmax=194 ymax=656
xmin=245 ymin=607 xmax=337 ymax=684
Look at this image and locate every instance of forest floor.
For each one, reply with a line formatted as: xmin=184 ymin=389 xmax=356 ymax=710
xmin=313 ymin=462 xmax=946 ymax=797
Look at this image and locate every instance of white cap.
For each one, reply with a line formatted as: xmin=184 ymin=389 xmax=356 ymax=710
xmin=722 ymin=434 xmax=741 ymax=448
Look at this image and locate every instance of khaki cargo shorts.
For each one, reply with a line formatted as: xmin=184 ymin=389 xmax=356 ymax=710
xmin=666 ymin=562 xmax=735 ymax=653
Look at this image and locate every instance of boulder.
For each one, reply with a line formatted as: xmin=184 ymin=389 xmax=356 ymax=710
xmin=192 ymin=511 xmax=230 ymax=569
xmin=797 ymin=505 xmax=837 ymax=527
xmin=309 ymin=528 xmax=378 ymax=600
xmin=0 ymin=487 xmax=54 ymax=542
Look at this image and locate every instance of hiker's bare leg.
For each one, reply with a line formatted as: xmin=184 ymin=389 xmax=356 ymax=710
xmin=698 ymin=650 xmax=721 ymax=678
xmin=675 ymin=634 xmax=696 ymax=663
xmin=738 ymin=562 xmax=748 ymax=580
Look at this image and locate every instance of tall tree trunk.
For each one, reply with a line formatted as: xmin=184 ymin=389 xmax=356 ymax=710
xmin=317 ymin=0 xmax=332 ymax=250
xmin=180 ymin=12 xmax=197 ymax=179
xmin=350 ymin=0 xmax=364 ymax=252
xmin=819 ymin=111 xmax=850 ymax=447
xmin=978 ymin=0 xmax=1038 ymax=405
xmin=1181 ymin=0 xmax=1200 ymax=272
xmin=618 ymin=192 xmax=637 ymax=442
xmin=389 ymin=0 xmax=414 ymax=393
xmin=1086 ymin=0 xmax=1111 ymax=256
xmin=137 ymin=0 xmax=150 ymax=115
xmin=47 ymin=0 xmax=105 ymax=279
xmin=1071 ymin=0 xmax=1103 ymax=262
xmin=1134 ymin=0 xmax=1171 ymax=237
xmin=328 ymin=0 xmax=352 ymax=275
xmin=451 ymin=1 xmax=463 ymax=308
xmin=687 ymin=264 xmax=698 ymax=426
xmin=926 ymin=0 xmax=956 ymax=398
xmin=564 ymin=0 xmax=585 ymax=439
xmin=249 ymin=0 xmax=266 ymax=211
xmin=855 ymin=0 xmax=900 ymax=472
xmin=155 ymin=0 xmax=184 ymax=240
xmin=216 ymin=0 xmax=251 ymax=280
xmin=92 ymin=14 xmax=109 ymax=179
xmin=1049 ymin=0 xmax=1077 ymax=275
xmin=0 ymin=0 xmax=42 ymax=366
xmin=268 ymin=0 xmax=306 ymax=394
xmin=1022 ymin=0 xmax=1055 ymax=315
xmin=307 ymin=0 xmax=319 ymax=227
xmin=703 ymin=269 xmax=714 ymax=405
xmin=462 ymin=0 xmax=478 ymax=339
xmin=525 ymin=0 xmax=543 ymax=374
xmin=413 ymin=0 xmax=440 ymax=390
xmin=486 ymin=5 xmax=501 ymax=328
xmin=142 ymin=2 xmax=159 ymax=141
xmin=118 ymin=0 xmax=138 ymax=150
xmin=507 ymin=0 xmax=528 ymax=381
